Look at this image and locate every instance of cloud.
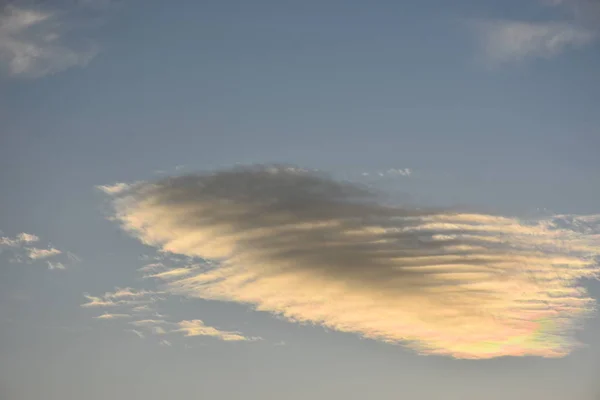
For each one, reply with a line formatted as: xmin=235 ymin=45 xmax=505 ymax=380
xmin=101 ymin=165 xmax=600 ymax=359
xmin=47 ymin=261 xmax=66 ymax=270
xmin=362 ymin=168 xmax=412 ymax=178
xmin=0 ymin=232 xmax=38 ymax=247
xmin=0 ymin=4 xmax=98 ymax=78
xmin=543 ymin=0 xmax=600 ymax=23
xmin=16 ymin=232 xmax=39 ymax=243
xmin=26 ymin=246 xmax=61 ymax=259
xmin=1 ymin=231 xmax=74 ymax=268
xmin=128 ymin=329 xmax=145 ymax=339
xmin=130 ymin=319 xmax=167 ymax=326
xmin=81 ymin=288 xmax=161 ymax=308
xmin=475 ymin=19 xmax=595 ymax=64
xmin=96 ymin=182 xmax=133 ymax=195
xmin=473 ymin=0 xmax=600 ymax=64
xmin=129 ymin=319 xmax=170 ymax=335
xmin=127 ymin=317 xmax=257 ymax=342
xmin=144 ymin=267 xmax=199 ymax=281
xmin=175 ymin=320 xmax=257 ymax=342
xmin=94 ymin=313 xmax=130 ymax=319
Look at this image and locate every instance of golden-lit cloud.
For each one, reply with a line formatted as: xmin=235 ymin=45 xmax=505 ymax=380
xmin=1 ymin=230 xmax=77 ymax=268
xmin=175 ymin=319 xmax=257 ymax=342
xmin=81 ymin=288 xmax=161 ymax=308
xmin=102 ymin=165 xmax=600 ymax=359
xmin=94 ymin=313 xmax=130 ymax=320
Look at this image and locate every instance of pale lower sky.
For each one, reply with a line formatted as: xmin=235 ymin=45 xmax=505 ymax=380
xmin=1 ymin=1 xmax=600 ymax=399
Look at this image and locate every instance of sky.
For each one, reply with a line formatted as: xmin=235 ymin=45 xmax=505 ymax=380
xmin=1 ymin=0 xmax=599 ymax=399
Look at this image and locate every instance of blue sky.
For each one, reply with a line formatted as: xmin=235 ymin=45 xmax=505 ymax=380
xmin=1 ymin=0 xmax=600 ymax=399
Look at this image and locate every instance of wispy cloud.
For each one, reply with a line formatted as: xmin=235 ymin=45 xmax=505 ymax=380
xmin=96 ymin=182 xmax=134 ymax=195
xmin=94 ymin=313 xmax=130 ymax=320
xmin=1 ymin=231 xmax=76 ymax=269
xmin=126 ymin=318 xmax=258 ymax=342
xmin=0 ymin=4 xmax=99 ymax=78
xmin=175 ymin=320 xmax=258 ymax=342
xmin=101 ymin=165 xmax=600 ymax=359
xmin=129 ymin=319 xmax=170 ymax=336
xmin=475 ymin=20 xmax=594 ymax=64
xmin=473 ymin=0 xmax=600 ymax=64
xmin=81 ymin=288 xmax=161 ymax=308
xmin=361 ymin=168 xmax=412 ymax=178
xmin=0 ymin=232 xmax=38 ymax=247
xmin=47 ymin=261 xmax=66 ymax=270
xmin=128 ymin=329 xmax=145 ymax=339
xmin=130 ymin=319 xmax=168 ymax=328
xmin=26 ymin=246 xmax=61 ymax=260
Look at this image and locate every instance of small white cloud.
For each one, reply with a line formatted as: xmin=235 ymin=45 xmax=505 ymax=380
xmin=386 ymin=168 xmax=412 ymax=177
xmin=128 ymin=329 xmax=145 ymax=339
xmin=129 ymin=319 xmax=169 ymax=328
xmin=475 ymin=19 xmax=595 ymax=64
xmin=145 ymin=267 xmax=196 ymax=280
xmin=152 ymin=326 xmax=167 ymax=335
xmin=159 ymin=339 xmax=172 ymax=347
xmin=26 ymin=246 xmax=61 ymax=260
xmin=131 ymin=304 xmax=153 ymax=313
xmin=1 ymin=232 xmax=39 ymax=247
xmin=361 ymin=168 xmax=412 ymax=178
xmin=66 ymin=251 xmax=82 ymax=263
xmin=94 ymin=313 xmax=130 ymax=320
xmin=129 ymin=319 xmax=172 ymax=337
xmin=0 ymin=5 xmax=98 ymax=78
xmin=81 ymin=288 xmax=161 ymax=308
xmin=16 ymin=233 xmax=39 ymax=243
xmin=47 ymin=261 xmax=66 ymax=270
xmin=96 ymin=182 xmax=132 ymax=195
xmin=174 ymin=319 xmax=258 ymax=342
xmin=137 ymin=262 xmax=165 ymax=273
xmin=1 ymin=231 xmax=74 ymax=270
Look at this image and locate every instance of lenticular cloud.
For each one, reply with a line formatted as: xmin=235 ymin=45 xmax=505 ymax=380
xmin=102 ymin=165 xmax=600 ymax=359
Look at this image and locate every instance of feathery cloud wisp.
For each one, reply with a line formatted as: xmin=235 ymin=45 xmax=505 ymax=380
xmin=1 ymin=231 xmax=75 ymax=269
xmin=175 ymin=320 xmax=257 ymax=342
xmin=26 ymin=247 xmax=61 ymax=260
xmin=475 ymin=19 xmax=594 ymax=64
xmin=101 ymin=165 xmax=600 ymax=359
xmin=0 ymin=5 xmax=98 ymax=78
xmin=81 ymin=288 xmax=161 ymax=308
xmin=95 ymin=313 xmax=131 ymax=320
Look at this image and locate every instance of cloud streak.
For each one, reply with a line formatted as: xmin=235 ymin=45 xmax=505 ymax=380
xmin=175 ymin=320 xmax=257 ymax=342
xmin=0 ymin=4 xmax=98 ymax=78
xmin=475 ymin=19 xmax=594 ymax=64
xmin=474 ymin=0 xmax=600 ymax=64
xmin=125 ymin=318 xmax=255 ymax=342
xmin=99 ymin=165 xmax=600 ymax=359
xmin=81 ymin=288 xmax=162 ymax=308
xmin=1 ymin=230 xmax=75 ymax=268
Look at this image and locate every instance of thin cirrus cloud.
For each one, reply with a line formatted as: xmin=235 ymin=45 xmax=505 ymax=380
xmin=175 ymin=320 xmax=258 ymax=342
xmin=0 ymin=230 xmax=76 ymax=269
xmin=473 ymin=0 xmax=598 ymax=64
xmin=475 ymin=20 xmax=594 ymax=64
xmin=94 ymin=313 xmax=131 ymax=320
xmin=0 ymin=4 xmax=99 ymax=78
xmin=81 ymin=287 xmax=162 ymax=308
xmin=126 ymin=318 xmax=257 ymax=342
xmin=100 ymin=165 xmax=600 ymax=359
xmin=82 ymin=285 xmax=259 ymax=343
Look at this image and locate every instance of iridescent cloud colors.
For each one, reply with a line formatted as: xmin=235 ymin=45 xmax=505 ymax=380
xmin=101 ymin=166 xmax=600 ymax=359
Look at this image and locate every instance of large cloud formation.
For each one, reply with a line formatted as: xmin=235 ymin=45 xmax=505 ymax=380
xmin=102 ymin=165 xmax=600 ymax=359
